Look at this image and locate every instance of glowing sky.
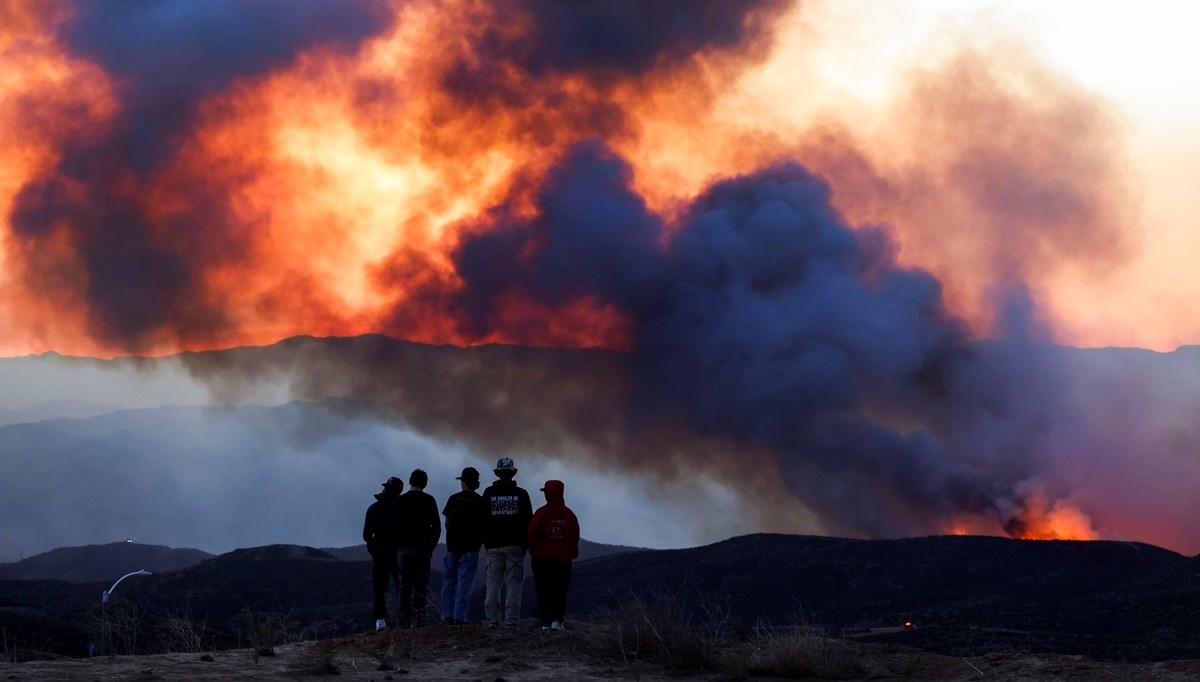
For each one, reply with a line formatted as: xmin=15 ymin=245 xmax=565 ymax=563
xmin=739 ymin=0 xmax=1200 ymax=351
xmin=0 ymin=0 xmax=1196 ymax=356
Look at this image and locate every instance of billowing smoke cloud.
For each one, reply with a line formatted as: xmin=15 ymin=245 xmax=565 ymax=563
xmin=447 ymin=0 xmax=787 ymax=89
xmin=59 ymin=0 xmax=392 ymax=165
xmin=3 ymin=1 xmax=1192 ymax=550
xmin=172 ymin=141 xmax=1114 ymax=540
xmin=447 ymin=139 xmax=1071 ymax=535
xmin=6 ymin=0 xmax=393 ymax=350
xmin=793 ymin=50 xmax=1138 ymax=341
xmin=2 ymin=0 xmax=791 ymax=355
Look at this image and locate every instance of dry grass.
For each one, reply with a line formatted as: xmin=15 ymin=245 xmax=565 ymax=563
xmin=53 ymin=586 xmax=921 ymax=680
xmin=589 ymin=587 xmax=732 ymax=674
xmin=240 ymin=607 xmax=305 ymax=662
xmin=290 ymin=638 xmax=342 ymax=675
xmin=747 ymin=626 xmax=864 ymax=679
xmin=0 ymin=625 xmax=57 ymax=663
xmin=155 ymin=603 xmax=212 ymax=654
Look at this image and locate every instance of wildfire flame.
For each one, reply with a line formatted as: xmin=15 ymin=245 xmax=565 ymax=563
xmin=945 ymin=480 xmax=1100 ymax=542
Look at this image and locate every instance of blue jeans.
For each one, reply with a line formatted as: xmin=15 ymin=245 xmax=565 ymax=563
xmin=440 ymin=550 xmax=480 ymax=622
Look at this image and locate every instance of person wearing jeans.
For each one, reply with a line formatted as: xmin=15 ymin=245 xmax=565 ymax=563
xmin=441 ymin=466 xmax=486 ymax=624
xmin=481 ymin=457 xmax=533 ymax=628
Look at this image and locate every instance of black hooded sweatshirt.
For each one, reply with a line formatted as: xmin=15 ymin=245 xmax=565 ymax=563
xmin=443 ymin=490 xmax=487 ymax=553
xmin=394 ymin=489 xmax=442 ymax=552
xmin=363 ymin=492 xmax=399 ymax=555
xmin=481 ymin=479 xmax=533 ymax=550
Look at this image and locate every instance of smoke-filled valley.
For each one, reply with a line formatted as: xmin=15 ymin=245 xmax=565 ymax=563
xmin=1 ymin=337 xmax=1198 ymax=560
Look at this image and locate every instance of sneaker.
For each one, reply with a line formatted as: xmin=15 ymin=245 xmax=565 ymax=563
xmin=550 ymin=621 xmax=565 ymax=631
xmin=487 ymin=622 xmax=498 ymax=629
xmin=375 ymin=619 xmax=387 ymax=632
xmin=540 ymin=625 xmax=550 ymax=630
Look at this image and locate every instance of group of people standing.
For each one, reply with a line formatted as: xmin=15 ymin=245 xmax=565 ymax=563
xmin=363 ymin=457 xmax=580 ymax=631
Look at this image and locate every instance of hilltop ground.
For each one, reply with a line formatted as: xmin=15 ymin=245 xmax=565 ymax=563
xmin=5 ymin=622 xmax=1200 ymax=681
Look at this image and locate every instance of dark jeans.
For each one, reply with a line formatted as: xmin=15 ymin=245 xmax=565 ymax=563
xmin=370 ymin=549 xmax=399 ymax=620
xmin=399 ymin=549 xmax=432 ymax=626
xmin=531 ymin=557 xmax=572 ymax=626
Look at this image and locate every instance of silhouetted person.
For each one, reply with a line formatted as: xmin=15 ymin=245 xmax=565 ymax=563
xmin=441 ymin=466 xmax=487 ymax=624
xmin=395 ymin=468 xmax=441 ymax=627
xmin=481 ymin=457 xmax=533 ymax=628
xmin=528 ymin=479 xmax=580 ymax=630
xmin=363 ymin=476 xmax=403 ymax=631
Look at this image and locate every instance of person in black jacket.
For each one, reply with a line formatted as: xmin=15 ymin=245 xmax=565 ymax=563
xmin=481 ymin=457 xmax=533 ymax=628
xmin=363 ymin=476 xmax=403 ymax=631
xmin=394 ymin=469 xmax=441 ymax=627
xmin=440 ymin=466 xmax=487 ymax=624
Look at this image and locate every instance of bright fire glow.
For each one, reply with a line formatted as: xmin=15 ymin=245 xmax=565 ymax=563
xmin=1 ymin=1 xmax=1197 ymax=356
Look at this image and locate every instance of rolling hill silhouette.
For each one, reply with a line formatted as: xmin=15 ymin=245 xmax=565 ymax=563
xmin=2 ymin=533 xmax=1199 ymax=662
xmin=0 ymin=542 xmax=213 ymax=583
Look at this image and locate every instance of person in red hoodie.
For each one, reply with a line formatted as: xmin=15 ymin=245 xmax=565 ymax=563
xmin=526 ymin=479 xmax=580 ymax=630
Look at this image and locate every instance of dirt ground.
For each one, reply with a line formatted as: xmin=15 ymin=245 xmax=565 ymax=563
xmin=4 ymin=624 xmax=1200 ymax=681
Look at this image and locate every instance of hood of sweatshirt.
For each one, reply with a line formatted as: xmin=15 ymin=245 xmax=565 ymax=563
xmin=540 ymin=479 xmax=565 ymax=504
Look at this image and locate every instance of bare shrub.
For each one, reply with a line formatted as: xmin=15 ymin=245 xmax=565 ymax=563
xmin=155 ymin=603 xmax=212 ymax=654
xmin=241 ymin=607 xmax=304 ymax=662
xmin=748 ymin=625 xmax=863 ymax=679
xmin=590 ymin=587 xmax=728 ymax=673
xmin=292 ymin=639 xmax=341 ymax=675
xmin=0 ymin=626 xmax=12 ymax=663
xmin=86 ymin=598 xmax=146 ymax=656
xmin=0 ymin=625 xmax=56 ymax=664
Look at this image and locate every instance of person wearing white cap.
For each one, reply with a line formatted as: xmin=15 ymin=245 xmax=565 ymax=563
xmin=481 ymin=457 xmax=533 ymax=628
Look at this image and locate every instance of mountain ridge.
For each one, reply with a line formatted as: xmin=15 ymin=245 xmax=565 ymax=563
xmin=2 ymin=532 xmax=1200 ymax=662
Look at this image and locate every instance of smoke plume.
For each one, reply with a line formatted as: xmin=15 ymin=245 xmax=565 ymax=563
xmin=4 ymin=1 xmax=1192 ymax=548
xmin=447 ymin=140 xmax=1076 ymax=535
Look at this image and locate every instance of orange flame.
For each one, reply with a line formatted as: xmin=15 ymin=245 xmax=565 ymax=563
xmin=944 ymin=482 xmax=1100 ymax=542
xmin=1005 ymin=495 xmax=1100 ymax=542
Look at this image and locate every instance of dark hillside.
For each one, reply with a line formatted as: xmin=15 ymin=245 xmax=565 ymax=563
xmin=0 ymin=542 xmax=213 ymax=583
xmin=569 ymin=534 xmax=1200 ymax=661
xmin=2 ymin=534 xmax=1199 ymax=661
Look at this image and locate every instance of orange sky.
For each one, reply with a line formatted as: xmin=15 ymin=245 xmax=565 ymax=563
xmin=0 ymin=0 xmax=1196 ymax=357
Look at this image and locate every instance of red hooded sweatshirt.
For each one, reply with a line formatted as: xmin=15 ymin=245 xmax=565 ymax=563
xmin=527 ymin=480 xmax=580 ymax=562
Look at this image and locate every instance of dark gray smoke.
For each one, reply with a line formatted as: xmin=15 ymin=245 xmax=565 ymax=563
xmin=451 ymin=140 xmax=1057 ymax=535
xmin=442 ymin=0 xmax=790 ymax=108
xmin=503 ymin=0 xmax=789 ymax=76
xmin=58 ymin=0 xmax=391 ymax=167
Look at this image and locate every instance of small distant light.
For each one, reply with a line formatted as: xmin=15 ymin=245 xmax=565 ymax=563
xmin=125 ymin=538 xmax=134 ymax=543
xmin=903 ymin=621 xmax=915 ymax=629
